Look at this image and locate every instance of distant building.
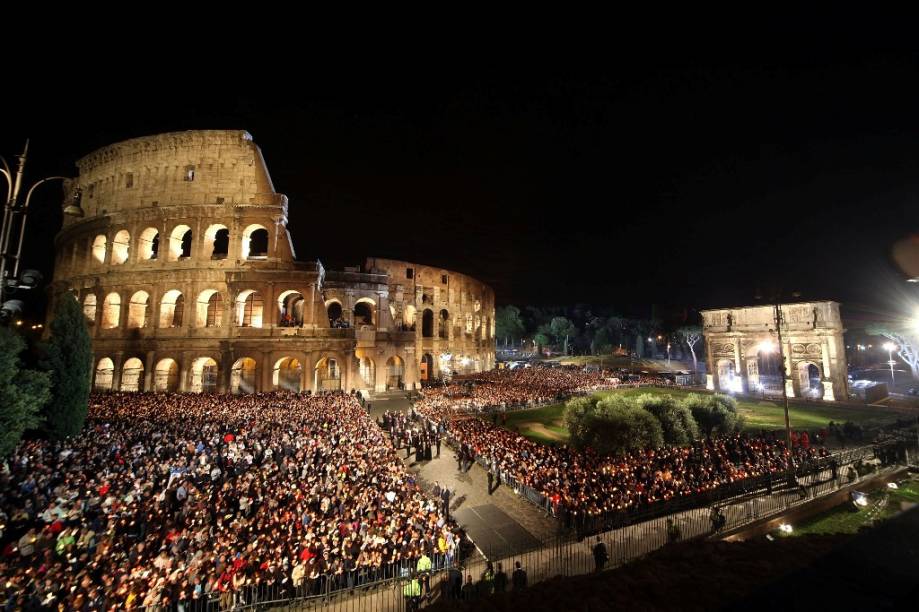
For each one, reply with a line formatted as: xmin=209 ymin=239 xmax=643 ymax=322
xmin=52 ymin=130 xmax=495 ymax=393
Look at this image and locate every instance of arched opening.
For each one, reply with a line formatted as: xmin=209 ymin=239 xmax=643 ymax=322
xmin=422 ymin=309 xmax=434 ymax=337
xmin=127 ymin=291 xmax=149 ymax=329
xmin=195 ymin=290 xmax=223 ymax=328
xmin=241 ymin=224 xmax=269 ymax=259
xmin=111 ymin=230 xmax=130 ymax=265
xmin=315 ymin=357 xmax=341 ymax=391
xmin=138 ymin=227 xmax=159 ymax=260
xmin=327 ymin=301 xmax=345 ymax=328
xmin=189 ymin=357 xmax=218 ymax=393
xmin=121 ymin=357 xmax=144 ymax=391
xmin=154 ymin=358 xmax=179 ymax=392
xmin=204 ymin=224 xmax=229 ymax=260
xmin=92 ymin=235 xmax=107 ymax=263
xmin=403 ymin=305 xmax=416 ymax=331
xmin=439 ymin=309 xmax=449 ymax=339
xmin=358 ymin=356 xmax=375 ymax=388
xmin=717 ymin=359 xmax=738 ymax=392
xmin=235 ymin=290 xmax=264 ymax=327
xmin=95 ymin=358 xmax=114 ymax=391
xmin=386 ymin=356 xmax=405 ymax=390
xmin=83 ymin=294 xmax=97 ymax=326
xmin=167 ymin=225 xmax=193 ymax=261
xmin=101 ymin=293 xmax=121 ymax=329
xmin=273 ymin=357 xmax=302 ymax=391
xmin=278 ymin=290 xmax=304 ymax=327
xmin=465 ymin=313 xmax=473 ymax=335
xmin=159 ymin=290 xmax=185 ymax=328
xmin=474 ymin=300 xmax=481 ymax=312
xmin=354 ymin=300 xmax=374 ymax=327
xmin=752 ymin=341 xmax=783 ymax=394
xmin=420 ymin=353 xmax=434 ymax=381
xmin=797 ymin=362 xmax=823 ymax=399
xmin=231 ymin=357 xmax=257 ymax=394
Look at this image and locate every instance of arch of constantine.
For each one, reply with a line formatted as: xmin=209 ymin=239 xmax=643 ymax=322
xmin=51 ymin=130 xmax=496 ymax=394
xmin=701 ymin=302 xmax=848 ymax=401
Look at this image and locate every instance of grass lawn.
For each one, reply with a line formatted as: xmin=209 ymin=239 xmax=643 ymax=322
xmin=788 ymin=479 xmax=919 ymax=536
xmin=503 ymin=387 xmax=906 ymax=444
xmin=546 ymin=355 xmax=690 ymax=372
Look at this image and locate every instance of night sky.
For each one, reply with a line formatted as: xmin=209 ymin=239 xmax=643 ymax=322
xmin=5 ymin=44 xmax=919 ymax=322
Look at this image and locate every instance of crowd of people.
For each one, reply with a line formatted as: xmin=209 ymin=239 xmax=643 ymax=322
xmin=412 ymin=370 xmax=831 ymax=522
xmin=0 ymin=392 xmax=464 ymax=610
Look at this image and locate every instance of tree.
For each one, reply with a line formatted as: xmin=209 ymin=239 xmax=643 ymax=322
xmin=866 ymin=323 xmax=919 ymax=380
xmin=495 ymin=305 xmax=526 ymax=347
xmin=681 ymin=393 xmax=742 ymax=436
xmin=549 ymin=317 xmax=577 ymax=355
xmin=565 ymin=394 xmax=663 ymax=455
xmin=534 ymin=326 xmax=552 ymax=355
xmin=633 ymin=393 xmax=699 ymax=445
xmin=677 ymin=326 xmax=702 ymax=371
xmin=40 ymin=292 xmax=93 ymax=440
xmin=0 ymin=328 xmax=51 ymax=456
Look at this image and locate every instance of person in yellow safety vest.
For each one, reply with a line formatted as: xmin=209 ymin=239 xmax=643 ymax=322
xmin=403 ymin=576 xmax=422 ymax=611
xmin=417 ymin=552 xmax=433 ymax=594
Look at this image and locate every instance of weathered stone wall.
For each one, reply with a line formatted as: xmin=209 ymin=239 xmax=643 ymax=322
xmin=51 ymin=130 xmax=496 ymax=394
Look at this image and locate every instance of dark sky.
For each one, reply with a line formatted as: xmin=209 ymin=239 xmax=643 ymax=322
xmin=5 ymin=43 xmax=919 ymax=320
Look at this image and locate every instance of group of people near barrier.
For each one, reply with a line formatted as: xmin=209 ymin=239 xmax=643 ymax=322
xmin=0 ymin=392 xmax=465 ymax=610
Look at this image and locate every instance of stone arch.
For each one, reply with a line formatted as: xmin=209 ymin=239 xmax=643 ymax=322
xmin=138 ymin=227 xmax=159 ymax=261
xmin=92 ymin=235 xmax=107 ymax=263
xmin=101 ymin=292 xmax=121 ymax=329
xmin=241 ymin=224 xmax=269 ymax=259
xmin=420 ymin=353 xmax=434 ymax=381
xmin=326 ymin=300 xmax=344 ymax=327
xmin=195 ymin=289 xmax=223 ymax=328
xmin=235 ymin=289 xmax=264 ymax=327
xmin=422 ymin=308 xmax=434 ymax=337
xmin=204 ymin=224 xmax=229 ymax=259
xmin=273 ymin=357 xmax=303 ymax=391
xmin=439 ymin=309 xmax=449 ymax=339
xmin=95 ymin=357 xmax=114 ymax=391
xmin=83 ymin=294 xmax=97 ymax=325
xmin=386 ymin=355 xmax=405 ymax=389
xmin=111 ymin=230 xmax=131 ymax=265
xmin=154 ymin=358 xmax=180 ymax=392
xmin=121 ymin=357 xmax=144 ymax=391
xmin=167 ymin=224 xmax=193 ymax=261
xmin=314 ymin=356 xmax=342 ymax=391
xmin=127 ymin=291 xmax=150 ymax=329
xmin=278 ymin=290 xmax=304 ymax=327
xmin=231 ymin=357 xmax=258 ymax=394
xmin=357 ymin=355 xmax=376 ymax=388
xmin=796 ymin=361 xmax=824 ymax=399
xmin=465 ymin=313 xmax=473 ymax=334
xmin=189 ymin=356 xmax=219 ymax=393
xmin=354 ymin=298 xmax=375 ymax=327
xmin=403 ymin=305 xmax=417 ymax=331
xmin=159 ymin=289 xmax=185 ymax=328
xmin=716 ymin=359 xmax=738 ymax=392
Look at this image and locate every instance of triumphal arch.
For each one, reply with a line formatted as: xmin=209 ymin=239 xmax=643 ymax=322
xmin=701 ymin=302 xmax=848 ymax=401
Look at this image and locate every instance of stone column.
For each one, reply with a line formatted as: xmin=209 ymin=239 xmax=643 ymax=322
xmin=345 ymin=290 xmax=354 ymax=327
xmin=308 ymin=283 xmax=316 ymax=327
xmin=112 ymin=351 xmax=124 ymax=391
xmin=261 ymin=351 xmax=272 ymax=392
xmin=732 ymin=338 xmax=744 ymax=393
xmin=783 ymin=342 xmax=795 ymax=398
xmin=178 ymin=352 xmax=191 ymax=393
xmin=377 ymin=291 xmax=388 ymax=329
xmin=144 ymin=351 xmax=155 ymax=391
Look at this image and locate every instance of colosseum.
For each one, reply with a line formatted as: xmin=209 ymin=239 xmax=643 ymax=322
xmin=50 ymin=130 xmax=496 ymax=394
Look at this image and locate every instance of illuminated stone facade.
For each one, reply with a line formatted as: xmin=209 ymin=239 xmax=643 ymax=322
xmin=51 ymin=130 xmax=495 ymax=393
xmin=701 ymin=302 xmax=848 ymax=401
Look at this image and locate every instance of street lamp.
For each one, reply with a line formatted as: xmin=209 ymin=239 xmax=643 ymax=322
xmin=883 ymin=342 xmax=897 ymax=389
xmin=0 ymin=141 xmax=84 ymax=317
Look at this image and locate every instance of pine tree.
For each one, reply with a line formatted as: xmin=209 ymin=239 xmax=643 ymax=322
xmin=41 ymin=292 xmax=92 ymax=440
xmin=0 ymin=327 xmax=50 ymax=456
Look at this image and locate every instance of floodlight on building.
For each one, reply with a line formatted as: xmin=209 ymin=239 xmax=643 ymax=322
xmin=756 ymin=340 xmax=778 ymax=354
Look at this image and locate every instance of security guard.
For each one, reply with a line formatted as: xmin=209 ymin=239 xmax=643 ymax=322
xmin=403 ymin=573 xmax=422 ymax=611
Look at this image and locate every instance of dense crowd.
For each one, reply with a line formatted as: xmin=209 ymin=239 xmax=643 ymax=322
xmin=0 ymin=392 xmax=462 ymax=610
xmin=413 ymin=370 xmax=831 ymax=520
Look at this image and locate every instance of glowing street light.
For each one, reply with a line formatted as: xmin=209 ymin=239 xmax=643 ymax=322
xmin=883 ymin=341 xmax=897 ymax=388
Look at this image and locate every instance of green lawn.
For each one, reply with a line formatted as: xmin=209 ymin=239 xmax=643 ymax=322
xmin=503 ymin=387 xmax=905 ymax=444
xmin=788 ymin=479 xmax=919 ymax=536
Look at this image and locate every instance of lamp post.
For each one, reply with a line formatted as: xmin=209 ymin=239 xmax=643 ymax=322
xmin=772 ymin=303 xmax=794 ymax=475
xmin=0 ymin=141 xmax=84 ymax=313
xmin=883 ymin=342 xmax=897 ymax=389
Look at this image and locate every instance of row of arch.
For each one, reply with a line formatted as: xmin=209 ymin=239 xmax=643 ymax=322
xmin=93 ymin=354 xmax=409 ymax=393
xmin=84 ymin=224 xmax=270 ymax=266
xmin=715 ymin=357 xmax=825 ymax=399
